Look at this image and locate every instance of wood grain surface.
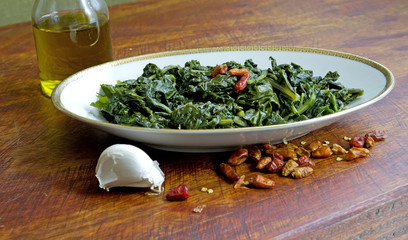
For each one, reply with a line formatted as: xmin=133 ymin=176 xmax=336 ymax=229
xmin=1 ymin=0 xmax=407 ymax=239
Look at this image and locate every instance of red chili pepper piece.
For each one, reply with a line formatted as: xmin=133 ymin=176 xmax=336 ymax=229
xmin=349 ymin=136 xmax=365 ymax=148
xmin=365 ymin=130 xmax=387 ymax=141
xmin=166 ymin=184 xmax=190 ymax=201
xmin=228 ymin=68 xmax=250 ymax=93
xmin=210 ymin=64 xmax=228 ymax=78
xmin=234 ymin=72 xmax=250 ymax=93
xmin=266 ymin=157 xmax=285 ymax=173
xmin=228 ymin=68 xmax=249 ymax=76
xmin=297 ymin=155 xmax=315 ymax=168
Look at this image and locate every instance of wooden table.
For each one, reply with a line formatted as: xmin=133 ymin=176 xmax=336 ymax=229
xmin=1 ymin=0 xmax=407 ymax=239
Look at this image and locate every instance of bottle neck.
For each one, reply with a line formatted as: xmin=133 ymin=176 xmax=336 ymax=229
xmin=32 ymin=0 xmax=109 ymax=24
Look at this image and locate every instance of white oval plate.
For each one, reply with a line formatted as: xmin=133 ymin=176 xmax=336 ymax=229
xmin=52 ymin=46 xmax=394 ymax=152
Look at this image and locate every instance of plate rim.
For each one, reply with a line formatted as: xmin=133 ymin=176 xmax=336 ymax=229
xmin=51 ymin=46 xmax=395 ymax=134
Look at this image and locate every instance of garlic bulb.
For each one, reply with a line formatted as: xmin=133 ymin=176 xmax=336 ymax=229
xmin=95 ymin=144 xmax=165 ymax=193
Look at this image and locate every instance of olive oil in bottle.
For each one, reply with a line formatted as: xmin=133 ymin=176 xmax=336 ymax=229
xmin=32 ymin=0 xmax=113 ymax=97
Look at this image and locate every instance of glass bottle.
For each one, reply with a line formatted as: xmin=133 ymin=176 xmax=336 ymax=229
xmin=32 ymin=0 xmax=113 ymax=97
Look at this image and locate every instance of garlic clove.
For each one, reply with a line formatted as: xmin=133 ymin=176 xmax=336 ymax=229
xmin=95 ymin=144 xmax=165 ymax=192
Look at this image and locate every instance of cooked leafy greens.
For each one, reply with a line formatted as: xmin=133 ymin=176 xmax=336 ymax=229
xmin=91 ymin=57 xmax=363 ymax=129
